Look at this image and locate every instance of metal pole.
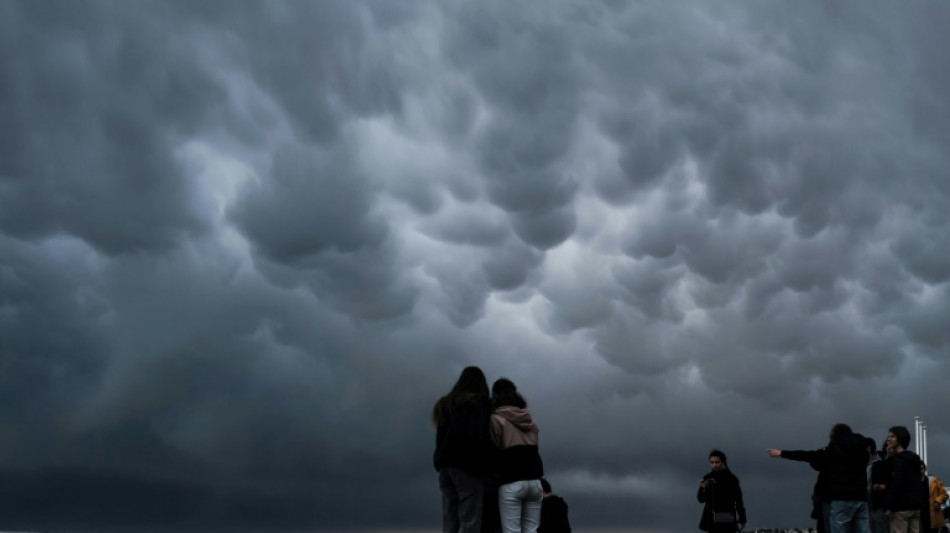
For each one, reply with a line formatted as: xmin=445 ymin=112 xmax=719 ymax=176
xmin=922 ymin=425 xmax=928 ymax=465
xmin=915 ymin=417 xmax=922 ymax=455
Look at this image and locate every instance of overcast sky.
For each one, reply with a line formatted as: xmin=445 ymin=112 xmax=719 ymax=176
xmin=1 ymin=1 xmax=949 ymax=532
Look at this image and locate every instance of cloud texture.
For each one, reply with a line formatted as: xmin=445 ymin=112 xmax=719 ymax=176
xmin=1 ymin=1 xmax=949 ymax=531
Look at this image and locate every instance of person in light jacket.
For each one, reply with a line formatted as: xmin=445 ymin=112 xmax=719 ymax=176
xmin=490 ymin=378 xmax=544 ymax=533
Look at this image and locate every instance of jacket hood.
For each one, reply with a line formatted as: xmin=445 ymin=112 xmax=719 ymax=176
xmin=493 ymin=406 xmax=537 ymax=432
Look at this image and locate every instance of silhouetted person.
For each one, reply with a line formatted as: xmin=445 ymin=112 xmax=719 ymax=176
xmin=923 ymin=463 xmax=948 ymax=533
xmin=698 ymin=449 xmax=747 ymax=532
xmin=490 ymin=378 xmax=544 ymax=533
xmin=920 ymin=463 xmax=948 ymax=533
xmin=884 ymin=425 xmax=923 ymax=533
xmin=538 ymin=478 xmax=571 ymax=533
xmin=768 ymin=423 xmax=870 ymax=533
xmin=870 ymin=439 xmax=890 ymax=533
xmin=433 ymin=367 xmax=495 ymax=533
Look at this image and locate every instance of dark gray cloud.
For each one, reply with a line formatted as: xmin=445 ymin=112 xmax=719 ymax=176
xmin=1 ymin=1 xmax=949 ymax=532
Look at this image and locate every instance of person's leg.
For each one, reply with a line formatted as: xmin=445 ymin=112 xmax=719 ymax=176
xmin=890 ymin=510 xmax=911 ymax=533
xmin=871 ymin=509 xmax=890 ymax=533
xmin=825 ymin=502 xmax=833 ymax=533
xmin=852 ymin=501 xmax=870 ymax=533
xmin=482 ymin=479 xmax=501 ymax=533
xmin=440 ymin=469 xmax=460 ymax=533
xmin=451 ymin=468 xmax=484 ymax=533
xmin=498 ymin=481 xmax=526 ymax=533
xmin=829 ymin=500 xmax=867 ymax=533
xmin=909 ymin=510 xmax=921 ymax=533
xmin=521 ymin=479 xmax=543 ymax=533
xmin=829 ymin=500 xmax=853 ymax=533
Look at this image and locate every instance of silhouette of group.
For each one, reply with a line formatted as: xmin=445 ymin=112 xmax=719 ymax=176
xmin=432 ymin=367 xmax=944 ymax=533
xmin=432 ymin=366 xmax=570 ymax=533
xmin=766 ymin=423 xmax=945 ymax=533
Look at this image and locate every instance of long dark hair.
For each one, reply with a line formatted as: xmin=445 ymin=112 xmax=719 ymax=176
xmin=431 ymin=366 xmax=489 ymax=426
xmin=491 ymin=377 xmax=527 ymax=410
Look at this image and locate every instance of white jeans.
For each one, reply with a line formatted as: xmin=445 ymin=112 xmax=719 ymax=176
xmin=498 ymin=479 xmax=543 ymax=533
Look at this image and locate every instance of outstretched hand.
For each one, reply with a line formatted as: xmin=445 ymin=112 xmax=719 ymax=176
xmin=766 ymin=449 xmax=782 ymax=458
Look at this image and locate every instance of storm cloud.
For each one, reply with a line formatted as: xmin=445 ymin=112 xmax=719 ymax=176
xmin=1 ymin=1 xmax=949 ymax=532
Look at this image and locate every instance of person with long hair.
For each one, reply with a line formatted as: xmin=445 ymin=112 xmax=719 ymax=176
xmin=490 ymin=378 xmax=544 ymax=533
xmin=432 ymin=366 xmax=494 ymax=533
xmin=698 ymin=449 xmax=747 ymax=533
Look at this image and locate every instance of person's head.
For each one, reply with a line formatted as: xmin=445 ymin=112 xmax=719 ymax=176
xmin=885 ymin=443 xmax=897 ymax=458
xmin=452 ymin=366 xmax=490 ymax=397
xmin=887 ymin=426 xmax=911 ymax=451
xmin=829 ymin=423 xmax=853 ymax=440
xmin=540 ymin=478 xmax=552 ymax=495
xmin=865 ymin=437 xmax=877 ymax=456
xmin=709 ymin=449 xmax=728 ymax=471
xmin=431 ymin=366 xmax=489 ymax=426
xmin=491 ymin=378 xmax=527 ymax=410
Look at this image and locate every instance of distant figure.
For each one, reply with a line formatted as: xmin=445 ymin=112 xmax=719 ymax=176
xmin=923 ymin=463 xmax=947 ymax=533
xmin=538 ymin=478 xmax=571 ymax=533
xmin=869 ymin=439 xmax=890 ymax=533
xmin=432 ymin=366 xmax=495 ymax=533
xmin=767 ymin=423 xmax=870 ymax=533
xmin=490 ymin=378 xmax=545 ymax=533
xmin=884 ymin=426 xmax=923 ymax=533
xmin=698 ymin=449 xmax=747 ymax=532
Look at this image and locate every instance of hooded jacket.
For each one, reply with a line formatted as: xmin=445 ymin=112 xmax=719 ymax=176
xmin=490 ymin=405 xmax=544 ymax=485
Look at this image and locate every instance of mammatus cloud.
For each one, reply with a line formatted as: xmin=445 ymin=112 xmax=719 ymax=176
xmin=1 ymin=1 xmax=949 ymax=532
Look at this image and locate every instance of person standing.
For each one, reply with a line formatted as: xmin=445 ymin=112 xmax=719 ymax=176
xmin=433 ymin=366 xmax=495 ymax=533
xmin=884 ymin=426 xmax=924 ymax=533
xmin=490 ymin=378 xmax=544 ymax=533
xmin=538 ymin=478 xmax=571 ymax=533
xmin=870 ymin=441 xmax=892 ymax=533
xmin=924 ymin=464 xmax=947 ymax=533
xmin=698 ymin=449 xmax=747 ymax=533
xmin=767 ymin=423 xmax=870 ymax=533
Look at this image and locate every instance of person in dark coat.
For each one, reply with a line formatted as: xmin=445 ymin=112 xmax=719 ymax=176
xmin=884 ymin=425 xmax=924 ymax=533
xmin=698 ymin=449 xmax=747 ymax=533
xmin=538 ymin=478 xmax=571 ymax=533
xmin=767 ymin=423 xmax=870 ymax=533
xmin=433 ymin=366 xmax=495 ymax=533
xmin=869 ymin=441 xmax=890 ymax=533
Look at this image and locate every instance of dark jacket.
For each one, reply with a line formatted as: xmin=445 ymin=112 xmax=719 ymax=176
xmin=698 ymin=469 xmax=747 ymax=531
xmin=885 ymin=450 xmax=923 ymax=512
xmin=539 ymin=494 xmax=571 ymax=533
xmin=781 ymin=433 xmax=870 ymax=502
xmin=433 ymin=396 xmax=494 ymax=475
